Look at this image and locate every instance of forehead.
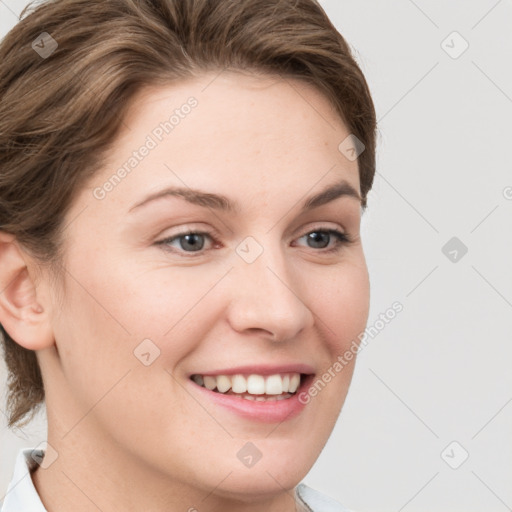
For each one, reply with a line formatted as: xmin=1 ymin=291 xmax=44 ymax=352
xmin=123 ymin=70 xmax=341 ymax=126
xmin=78 ymin=71 xmax=360 ymax=217
xmin=116 ymin=70 xmax=352 ymax=157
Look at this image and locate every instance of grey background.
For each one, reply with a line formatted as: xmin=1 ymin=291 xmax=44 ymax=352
xmin=1 ymin=0 xmax=511 ymax=510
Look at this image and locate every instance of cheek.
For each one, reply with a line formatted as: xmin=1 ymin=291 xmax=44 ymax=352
xmin=51 ymin=278 xmax=136 ymax=406
xmin=50 ymin=263 xmax=202 ymax=446
xmin=307 ymin=259 xmax=370 ymax=353
xmin=291 ymin=259 xmax=369 ymax=412
xmin=105 ymin=256 xmax=227 ymax=329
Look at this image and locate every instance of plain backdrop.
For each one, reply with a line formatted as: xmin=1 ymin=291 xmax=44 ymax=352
xmin=1 ymin=1 xmax=511 ymax=511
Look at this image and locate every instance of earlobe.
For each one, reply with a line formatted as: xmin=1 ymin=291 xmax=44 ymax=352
xmin=0 ymin=231 xmax=54 ymax=351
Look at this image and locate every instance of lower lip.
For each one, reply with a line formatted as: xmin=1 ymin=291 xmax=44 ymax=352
xmin=189 ymin=375 xmax=315 ymax=423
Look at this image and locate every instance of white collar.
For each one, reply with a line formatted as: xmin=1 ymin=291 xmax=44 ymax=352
xmin=1 ymin=448 xmax=351 ymax=512
xmin=1 ymin=447 xmax=47 ymax=511
xmin=295 ymin=483 xmax=353 ymax=512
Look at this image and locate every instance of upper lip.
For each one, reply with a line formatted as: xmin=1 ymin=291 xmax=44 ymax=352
xmin=189 ymin=363 xmax=315 ymax=377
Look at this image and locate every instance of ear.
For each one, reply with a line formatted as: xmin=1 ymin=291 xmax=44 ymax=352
xmin=0 ymin=231 xmax=54 ymax=350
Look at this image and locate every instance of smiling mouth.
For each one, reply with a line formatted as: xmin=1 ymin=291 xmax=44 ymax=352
xmin=190 ymin=372 xmax=305 ymax=401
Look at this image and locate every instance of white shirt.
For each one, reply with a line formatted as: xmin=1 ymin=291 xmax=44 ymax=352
xmin=1 ymin=447 xmax=352 ymax=512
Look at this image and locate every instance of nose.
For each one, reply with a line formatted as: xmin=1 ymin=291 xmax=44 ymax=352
xmin=226 ymin=242 xmax=315 ymax=342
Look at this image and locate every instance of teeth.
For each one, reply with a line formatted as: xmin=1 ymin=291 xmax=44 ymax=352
xmin=232 ymin=374 xmax=247 ymax=393
xmin=216 ymin=375 xmax=231 ymax=393
xmin=265 ymin=374 xmax=283 ymax=395
xmin=192 ymin=375 xmax=204 ymax=386
xmin=192 ymin=372 xmax=303 ymax=396
xmin=282 ymin=374 xmax=290 ymax=393
xmin=289 ymin=373 xmax=300 ymax=393
xmin=247 ymin=375 xmax=265 ymax=394
xmin=203 ymin=376 xmax=216 ymax=390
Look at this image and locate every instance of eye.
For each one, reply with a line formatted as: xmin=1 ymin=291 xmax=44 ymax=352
xmin=295 ymin=228 xmax=352 ymax=253
xmin=156 ymin=231 xmax=216 ymax=254
xmin=155 ymin=227 xmax=352 ymax=257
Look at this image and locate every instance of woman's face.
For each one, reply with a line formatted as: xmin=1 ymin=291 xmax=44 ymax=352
xmin=37 ymin=71 xmax=369 ymax=505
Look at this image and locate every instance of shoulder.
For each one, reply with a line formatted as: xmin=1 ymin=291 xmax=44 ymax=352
xmin=295 ymin=483 xmax=355 ymax=512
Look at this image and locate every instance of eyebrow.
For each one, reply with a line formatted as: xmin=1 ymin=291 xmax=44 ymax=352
xmin=128 ymin=179 xmax=361 ymax=214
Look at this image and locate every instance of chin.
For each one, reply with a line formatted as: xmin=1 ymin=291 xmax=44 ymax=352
xmin=206 ymin=467 xmax=308 ymax=504
xmin=207 ymin=443 xmax=316 ymax=499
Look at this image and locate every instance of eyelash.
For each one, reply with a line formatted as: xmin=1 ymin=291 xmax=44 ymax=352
xmin=155 ymin=227 xmax=353 ymax=257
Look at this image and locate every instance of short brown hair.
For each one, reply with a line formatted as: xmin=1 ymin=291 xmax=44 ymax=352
xmin=0 ymin=0 xmax=377 ymax=428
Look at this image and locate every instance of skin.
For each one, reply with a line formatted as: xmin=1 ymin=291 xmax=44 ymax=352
xmin=0 ymin=70 xmax=370 ymax=512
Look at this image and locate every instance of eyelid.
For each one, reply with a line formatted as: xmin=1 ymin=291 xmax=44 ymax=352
xmin=154 ymin=221 xmax=346 ymax=243
xmin=155 ymin=222 xmax=353 ymax=257
xmin=298 ymin=221 xmax=347 ymax=237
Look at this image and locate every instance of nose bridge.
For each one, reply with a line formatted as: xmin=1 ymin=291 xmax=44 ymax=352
xmin=227 ymin=235 xmax=314 ymax=341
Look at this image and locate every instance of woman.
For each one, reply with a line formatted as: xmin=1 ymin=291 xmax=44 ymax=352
xmin=0 ymin=0 xmax=377 ymax=510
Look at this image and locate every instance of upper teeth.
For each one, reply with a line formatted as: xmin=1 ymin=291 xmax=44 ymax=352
xmin=192 ymin=373 xmax=301 ymax=395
